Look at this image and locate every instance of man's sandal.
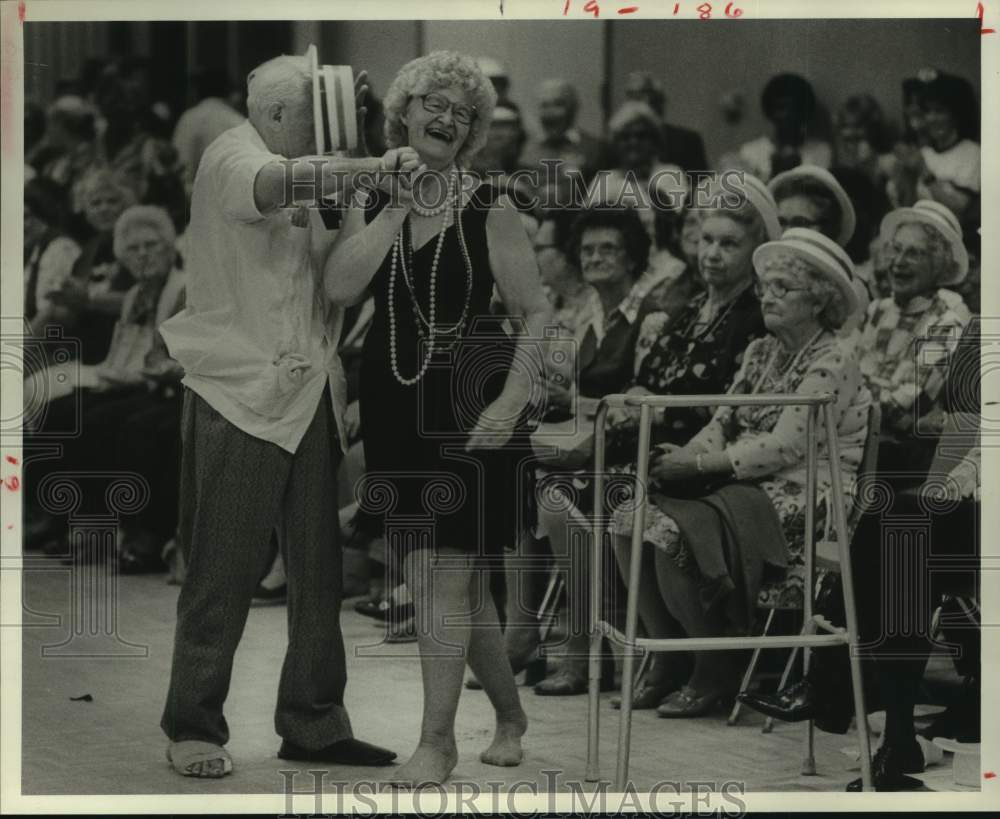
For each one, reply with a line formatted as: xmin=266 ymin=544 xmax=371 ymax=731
xmin=166 ymin=740 xmax=234 ymax=778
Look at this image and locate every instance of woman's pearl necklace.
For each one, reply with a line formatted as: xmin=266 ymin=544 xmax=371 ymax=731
xmin=388 ymin=167 xmax=474 ymax=386
xmin=410 ymin=170 xmax=455 ymax=218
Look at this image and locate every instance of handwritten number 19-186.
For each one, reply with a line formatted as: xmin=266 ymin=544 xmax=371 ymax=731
xmin=562 ymin=1 xmax=743 ymax=15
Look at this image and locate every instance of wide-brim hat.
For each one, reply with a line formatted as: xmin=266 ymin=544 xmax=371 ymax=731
xmin=880 ymin=199 xmax=969 ymax=286
xmin=737 ymin=172 xmax=783 ymax=241
xmin=769 ymin=164 xmax=857 ymax=247
xmin=753 ymin=227 xmax=860 ymax=318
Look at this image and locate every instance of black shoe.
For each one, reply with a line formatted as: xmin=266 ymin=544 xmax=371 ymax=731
xmin=738 ymin=678 xmax=852 ymax=734
xmin=278 ymin=737 xmax=397 ymax=766
xmin=119 ymin=549 xmax=167 ymax=575
xmin=846 ymin=740 xmax=925 ymax=791
xmin=738 ymin=678 xmax=819 ymax=722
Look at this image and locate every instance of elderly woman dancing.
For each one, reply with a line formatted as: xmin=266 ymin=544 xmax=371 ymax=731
xmin=611 ymin=229 xmax=871 ymax=717
xmin=325 ymin=52 xmax=551 ymax=786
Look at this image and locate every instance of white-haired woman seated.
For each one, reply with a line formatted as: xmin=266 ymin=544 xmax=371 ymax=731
xmin=24 ymin=204 xmax=185 ymax=550
xmin=588 ymin=101 xmax=686 ymax=248
xmin=610 ymin=229 xmax=871 ymax=717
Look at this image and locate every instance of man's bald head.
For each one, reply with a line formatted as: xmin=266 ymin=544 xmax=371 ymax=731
xmin=246 ymin=55 xmax=315 ymax=157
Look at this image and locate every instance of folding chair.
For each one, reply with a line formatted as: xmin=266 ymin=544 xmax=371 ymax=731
xmin=728 ymin=403 xmax=881 ymax=739
xmin=585 ymin=392 xmax=874 ymax=791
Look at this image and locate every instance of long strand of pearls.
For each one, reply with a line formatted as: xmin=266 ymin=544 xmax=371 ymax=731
xmin=388 ymin=167 xmax=474 ymax=386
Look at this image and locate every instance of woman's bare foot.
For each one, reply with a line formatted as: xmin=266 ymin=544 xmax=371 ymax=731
xmin=480 ymin=709 xmax=527 ymax=767
xmin=388 ymin=739 xmax=458 ymax=787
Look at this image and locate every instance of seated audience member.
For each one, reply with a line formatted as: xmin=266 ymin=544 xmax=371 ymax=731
xmin=769 ymin=164 xmax=856 ymax=245
xmin=520 ymin=79 xmax=608 ymax=210
xmin=24 ymin=178 xmax=82 ymax=346
xmin=857 ymin=200 xmax=972 ymax=476
xmin=832 ymin=94 xmax=894 ymax=191
xmin=545 ymin=207 xmax=673 ymax=414
xmin=29 ymin=95 xmax=98 ymax=229
xmin=741 ymin=319 xmax=981 ymax=791
xmin=468 ymin=103 xmax=534 ymax=209
xmin=610 ymin=229 xmax=869 ymax=716
xmin=885 ymin=74 xmax=932 ymax=209
xmin=888 ymin=69 xmax=979 ymax=243
xmin=622 ymin=70 xmax=708 ymax=173
xmin=24 ymin=205 xmax=185 ymax=551
xmin=89 ymin=57 xmax=187 ymax=228
xmin=829 ymin=166 xmax=892 ymax=269
xmin=58 ymin=167 xmax=139 ymax=362
xmin=589 ymin=101 xmax=686 ymax=248
xmin=641 ymin=206 xmax=707 ymax=321
xmin=533 ymin=208 xmax=598 ymax=342
xmin=172 ymin=68 xmax=245 ymax=195
xmin=624 ymin=175 xmax=778 ymax=445
xmin=520 ymin=176 xmax=779 ymax=698
xmin=725 ymin=73 xmax=832 ymax=182
xmin=767 ymin=164 xmax=871 ymax=332
xmin=114 ymin=327 xmax=186 ymax=574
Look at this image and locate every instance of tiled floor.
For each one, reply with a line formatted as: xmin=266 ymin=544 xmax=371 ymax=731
xmin=16 ymin=565 xmax=943 ymax=796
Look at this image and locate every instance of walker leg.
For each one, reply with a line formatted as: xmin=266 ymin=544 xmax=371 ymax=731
xmin=801 ymin=719 xmax=817 ymax=775
xmin=585 ymin=625 xmax=602 ymax=781
xmin=615 ymin=640 xmax=639 ymax=790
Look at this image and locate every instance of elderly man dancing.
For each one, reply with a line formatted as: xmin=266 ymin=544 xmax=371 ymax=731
xmin=158 ymin=52 xmax=420 ymax=778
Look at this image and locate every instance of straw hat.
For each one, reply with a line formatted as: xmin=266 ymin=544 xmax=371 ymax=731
xmin=880 ymin=199 xmax=969 ymax=286
xmin=753 ymin=227 xmax=860 ymax=317
xmin=735 ymin=172 xmax=783 ymax=241
xmin=769 ymin=164 xmax=857 ymax=247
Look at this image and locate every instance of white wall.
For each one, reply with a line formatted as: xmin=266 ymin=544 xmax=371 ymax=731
xmin=424 ymin=20 xmax=607 ymax=138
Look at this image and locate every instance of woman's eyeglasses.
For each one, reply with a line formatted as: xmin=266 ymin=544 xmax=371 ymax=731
xmin=419 ymin=93 xmax=477 ymax=126
xmin=580 ymin=242 xmax=626 ymax=259
xmin=754 ymin=279 xmax=808 ymax=299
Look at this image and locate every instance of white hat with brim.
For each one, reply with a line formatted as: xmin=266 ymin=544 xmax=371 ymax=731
xmin=880 ymin=199 xmax=968 ymax=286
xmin=753 ymin=227 xmax=860 ymax=319
xmin=769 ymin=164 xmax=857 ymax=247
xmin=708 ymin=172 xmax=782 ymax=241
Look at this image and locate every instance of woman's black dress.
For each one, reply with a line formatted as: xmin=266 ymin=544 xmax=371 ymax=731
xmin=355 ymin=182 xmax=534 ymax=557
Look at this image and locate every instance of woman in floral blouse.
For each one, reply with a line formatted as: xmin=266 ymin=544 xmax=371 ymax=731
xmin=611 ymin=229 xmax=872 ymax=717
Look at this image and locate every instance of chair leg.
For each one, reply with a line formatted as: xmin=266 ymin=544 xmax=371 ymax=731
xmin=633 ymin=650 xmax=651 ymax=697
xmin=729 ymin=608 xmax=777 ymax=726
xmin=538 ymin=571 xmax=565 ymax=643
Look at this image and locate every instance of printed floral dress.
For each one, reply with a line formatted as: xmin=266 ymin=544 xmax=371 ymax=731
xmin=612 ymin=331 xmax=872 ymax=609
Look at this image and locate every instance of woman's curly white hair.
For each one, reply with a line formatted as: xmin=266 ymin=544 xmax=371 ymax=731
xmin=383 ymin=51 xmax=497 ymax=168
